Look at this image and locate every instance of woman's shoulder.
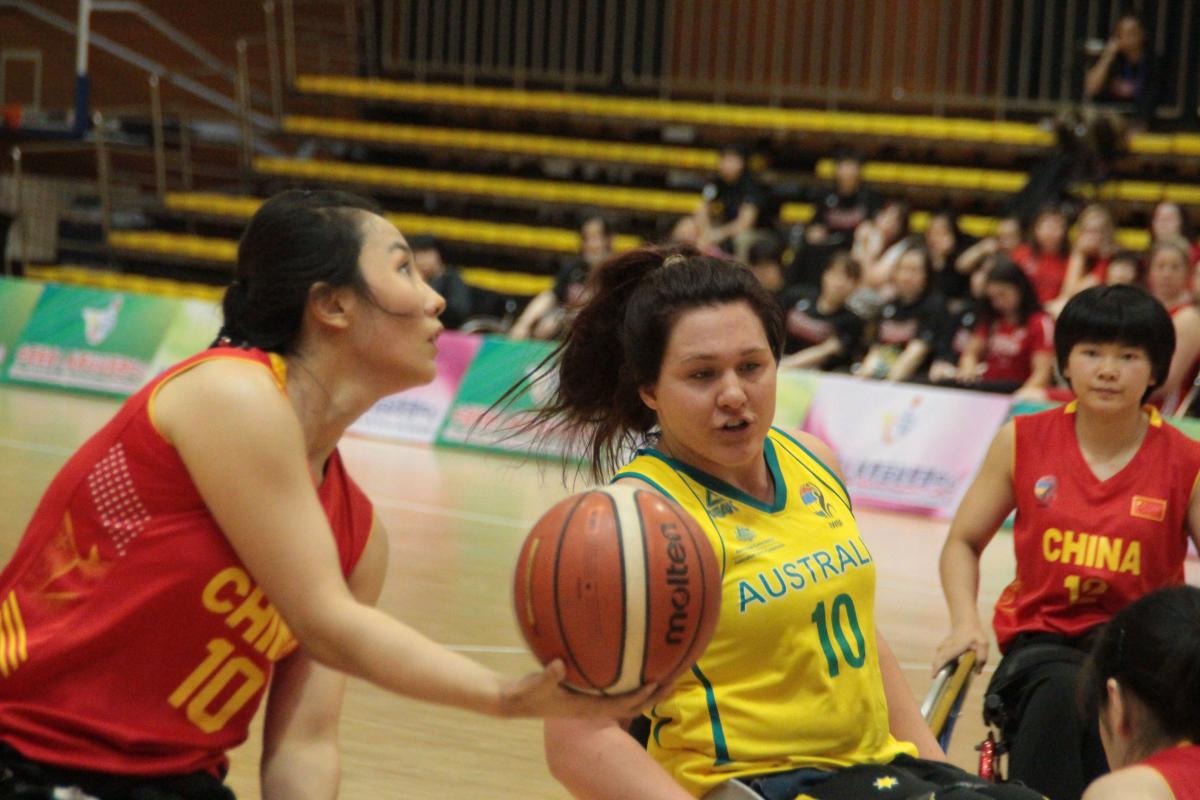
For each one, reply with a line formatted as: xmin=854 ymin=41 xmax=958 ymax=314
xmin=151 ymin=349 xmax=291 ymax=443
xmin=1082 ymin=765 xmax=1173 ymax=800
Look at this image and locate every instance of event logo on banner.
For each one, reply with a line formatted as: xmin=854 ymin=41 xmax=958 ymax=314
xmin=437 ymin=336 xmax=578 ymax=459
xmin=0 ymin=278 xmax=45 ymax=375
xmin=802 ymin=374 xmax=1011 ymax=518
xmin=6 ymin=285 xmax=179 ymax=396
xmin=349 ymin=331 xmax=483 ymax=444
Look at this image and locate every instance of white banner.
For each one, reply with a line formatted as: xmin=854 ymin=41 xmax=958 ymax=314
xmin=801 ymin=374 xmax=1012 ymax=518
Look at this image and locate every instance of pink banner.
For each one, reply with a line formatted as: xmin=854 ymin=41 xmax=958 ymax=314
xmin=801 ymin=374 xmax=1012 ymax=518
xmin=348 ymin=331 xmax=482 ymax=444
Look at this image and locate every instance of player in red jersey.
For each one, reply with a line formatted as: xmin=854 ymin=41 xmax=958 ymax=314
xmin=1081 ymin=585 xmax=1200 ymax=800
xmin=0 ymin=190 xmax=655 ymax=800
xmin=936 ymin=284 xmax=1200 ymax=800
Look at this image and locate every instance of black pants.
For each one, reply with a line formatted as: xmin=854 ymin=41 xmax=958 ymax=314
xmin=987 ymin=635 xmax=1109 ymax=800
xmin=745 ymin=755 xmax=1044 ymax=799
xmin=0 ymin=743 xmax=235 ymax=800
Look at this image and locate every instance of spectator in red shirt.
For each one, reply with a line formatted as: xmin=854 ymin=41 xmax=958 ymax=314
xmin=1058 ymin=204 xmax=1118 ymax=307
xmin=1150 ymin=201 xmax=1200 ymax=266
xmin=1146 ymin=240 xmax=1200 ymax=415
xmin=954 ymin=256 xmax=1055 ymax=396
xmin=1011 ymin=206 xmax=1071 ymax=306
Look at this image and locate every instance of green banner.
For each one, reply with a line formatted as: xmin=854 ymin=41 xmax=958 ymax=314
xmin=775 ymin=368 xmax=820 ymax=430
xmin=0 ymin=278 xmax=45 ymax=375
xmin=436 ymin=336 xmax=576 ymax=458
xmin=148 ymin=298 xmax=222 ymax=377
xmin=5 ymin=284 xmax=180 ymax=396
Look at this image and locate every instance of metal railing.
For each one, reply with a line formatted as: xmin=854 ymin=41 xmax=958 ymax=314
xmin=372 ymin=0 xmax=1197 ymax=120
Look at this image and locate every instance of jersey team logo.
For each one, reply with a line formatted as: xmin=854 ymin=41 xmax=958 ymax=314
xmin=704 ymin=489 xmax=736 ymax=518
xmin=1034 ymin=476 xmax=1057 ymax=506
xmin=1130 ymin=495 xmax=1167 ymax=521
xmin=799 ymin=483 xmax=841 ymax=529
xmin=735 ymin=526 xmax=755 ymax=542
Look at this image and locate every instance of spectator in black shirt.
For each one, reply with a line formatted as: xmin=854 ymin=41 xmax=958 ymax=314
xmin=857 ymin=243 xmax=947 ymax=382
xmin=925 ymin=211 xmax=975 ymax=311
xmin=808 ymin=151 xmax=882 ymax=248
xmin=779 ymin=251 xmax=864 ymax=372
xmin=1084 ymin=12 xmax=1161 ymax=129
xmin=510 ymin=215 xmax=613 ymax=340
xmin=695 ymin=143 xmax=770 ymax=261
xmin=410 ymin=235 xmax=475 ymax=330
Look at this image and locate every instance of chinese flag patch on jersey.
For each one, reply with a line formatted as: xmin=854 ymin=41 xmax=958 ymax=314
xmin=1130 ymin=495 xmax=1167 ymax=521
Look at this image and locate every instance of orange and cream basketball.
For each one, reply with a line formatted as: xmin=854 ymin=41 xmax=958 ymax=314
xmin=513 ymin=484 xmax=721 ymax=694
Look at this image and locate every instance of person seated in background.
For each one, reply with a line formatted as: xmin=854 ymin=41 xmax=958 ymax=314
xmin=746 ymin=238 xmax=787 ymax=294
xmin=808 ymin=150 xmax=882 ymax=249
xmin=1149 ymin=201 xmax=1200 ymax=266
xmin=856 ymin=242 xmax=947 ymax=382
xmin=694 ymin=143 xmax=771 ymax=261
xmin=510 ymin=215 xmax=613 ymax=340
xmin=666 ymin=215 xmax=724 ymax=258
xmin=1145 ymin=240 xmax=1200 ymax=415
xmin=1102 ymin=250 xmax=1143 ymax=287
xmin=924 ymin=211 xmax=975 ymax=312
xmin=1057 ymin=204 xmax=1118 ymax=305
xmin=850 ymin=199 xmax=911 ymax=291
xmin=956 ymin=215 xmax=1024 ymax=277
xmin=778 ymin=251 xmax=864 ymax=372
xmin=1080 ymin=585 xmax=1200 ymax=800
xmin=951 ymin=257 xmax=1055 ymax=396
xmin=1083 ymin=11 xmax=1162 ymax=130
xmin=409 ymin=235 xmax=476 ymax=330
xmin=1011 ymin=205 xmax=1072 ymax=306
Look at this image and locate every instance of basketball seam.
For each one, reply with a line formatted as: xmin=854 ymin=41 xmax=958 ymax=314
xmin=553 ymin=493 xmax=597 ymax=690
xmin=633 ymin=490 xmax=652 ymax=689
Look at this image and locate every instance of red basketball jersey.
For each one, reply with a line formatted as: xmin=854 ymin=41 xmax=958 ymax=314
xmin=1142 ymin=744 xmax=1200 ymax=800
xmin=0 ymin=347 xmax=374 ymax=776
xmin=993 ymin=403 xmax=1200 ymax=652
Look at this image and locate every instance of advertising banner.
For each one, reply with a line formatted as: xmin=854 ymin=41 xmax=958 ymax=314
xmin=148 ymin=298 xmax=223 ymax=377
xmin=436 ymin=336 xmax=577 ymax=458
xmin=0 ymin=278 xmax=45 ymax=375
xmin=802 ymin=374 xmax=1012 ymax=518
xmin=5 ymin=285 xmax=179 ymax=396
xmin=349 ymin=331 xmax=483 ymax=444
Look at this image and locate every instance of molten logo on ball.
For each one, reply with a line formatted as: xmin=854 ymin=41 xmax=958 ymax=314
xmin=514 ymin=485 xmax=722 ymax=694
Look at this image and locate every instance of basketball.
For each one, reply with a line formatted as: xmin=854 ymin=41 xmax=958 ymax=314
xmin=513 ymin=484 xmax=722 ymax=695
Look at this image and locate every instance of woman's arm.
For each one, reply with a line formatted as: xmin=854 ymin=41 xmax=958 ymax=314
xmin=154 ymin=360 xmax=656 ymax=720
xmin=955 ymin=237 xmax=998 ymax=274
xmin=1083 ymin=766 xmax=1174 ymax=800
xmin=1017 ymin=350 xmax=1056 ymax=393
xmin=934 ymin=422 xmax=1016 ymax=671
xmin=510 ymin=290 xmax=559 ymax=340
xmin=1152 ymin=307 xmax=1200 ymax=414
xmin=955 ymin=333 xmax=985 ymax=383
xmin=886 ymin=339 xmax=930 ymax=382
xmin=544 ymin=717 xmax=694 ymax=800
xmin=1084 ymin=38 xmax=1119 ymax=98
xmin=779 ymin=338 xmax=843 ymax=370
xmin=259 ymin=518 xmax=389 ymax=799
xmin=876 ymin=632 xmax=945 ymax=761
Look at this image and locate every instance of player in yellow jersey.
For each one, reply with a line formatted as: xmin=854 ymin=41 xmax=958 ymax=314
xmin=517 ymin=248 xmax=1042 ymax=799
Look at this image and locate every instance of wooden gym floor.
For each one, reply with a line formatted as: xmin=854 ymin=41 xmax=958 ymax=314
xmin=2 ymin=383 xmax=1195 ymax=798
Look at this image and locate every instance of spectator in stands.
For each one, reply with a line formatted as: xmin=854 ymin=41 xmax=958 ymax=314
xmin=808 ymin=150 xmax=882 ymax=249
xmin=510 ymin=215 xmax=613 ymax=340
xmin=747 ymin=238 xmax=786 ymax=294
xmin=1057 ymin=204 xmax=1119 ymax=304
xmin=1083 ymin=11 xmax=1162 ymax=130
xmin=951 ymin=257 xmax=1055 ymax=396
xmin=856 ymin=242 xmax=946 ymax=382
xmin=929 ymin=267 xmax=990 ymax=384
xmin=695 ymin=143 xmax=770 ymax=261
xmin=1149 ymin=201 xmax=1200 ymax=265
xmin=851 ymin=199 xmax=911 ymax=291
xmin=925 ymin=211 xmax=974 ymax=311
xmin=1103 ymin=250 xmax=1143 ymax=287
xmin=778 ymin=251 xmax=864 ymax=372
xmin=1011 ymin=205 xmax=1071 ymax=306
xmin=410 ymin=235 xmax=474 ymax=330
xmin=1145 ymin=240 xmax=1200 ymax=415
xmin=956 ymin=215 xmax=1023 ymax=277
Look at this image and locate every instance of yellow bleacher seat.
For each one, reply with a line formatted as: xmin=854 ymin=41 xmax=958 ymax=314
xmin=1127 ymin=134 xmax=1173 ymax=155
xmin=1174 ymin=135 xmax=1200 ymax=156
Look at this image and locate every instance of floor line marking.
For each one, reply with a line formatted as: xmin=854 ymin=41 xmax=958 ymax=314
xmin=0 ymin=438 xmax=74 ymax=456
xmin=373 ymin=498 xmax=531 ymax=529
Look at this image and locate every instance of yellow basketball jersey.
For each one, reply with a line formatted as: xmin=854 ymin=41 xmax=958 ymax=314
xmin=616 ymin=428 xmax=916 ymax=797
